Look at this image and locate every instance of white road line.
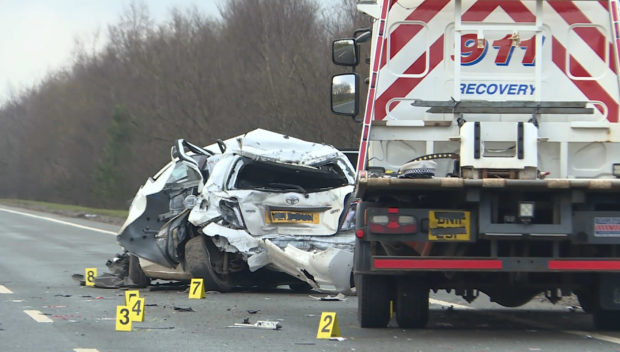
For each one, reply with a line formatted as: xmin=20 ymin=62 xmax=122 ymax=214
xmin=0 ymin=285 xmax=13 ymax=294
xmin=24 ymin=309 xmax=54 ymax=323
xmin=74 ymin=349 xmax=100 ymax=352
xmin=0 ymin=207 xmax=116 ymax=235
xmin=429 ymin=298 xmax=620 ymax=346
xmin=566 ymin=331 xmax=620 ymax=345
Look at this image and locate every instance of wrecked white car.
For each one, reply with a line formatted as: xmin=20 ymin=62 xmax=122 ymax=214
xmin=117 ymin=129 xmax=356 ymax=293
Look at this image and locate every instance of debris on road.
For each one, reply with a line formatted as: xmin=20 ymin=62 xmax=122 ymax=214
xmin=309 ymin=293 xmax=347 ymax=301
xmin=228 ymin=319 xmax=282 ymax=330
xmin=148 ymin=281 xmax=188 ymax=292
xmin=134 ymin=326 xmax=175 ymax=330
xmin=71 ymin=252 xmax=139 ymax=289
xmin=172 ymin=306 xmax=195 ymax=312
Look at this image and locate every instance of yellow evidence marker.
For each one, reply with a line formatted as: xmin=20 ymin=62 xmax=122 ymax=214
xmin=189 ymin=278 xmax=205 ymax=299
xmin=115 ymin=305 xmax=132 ymax=331
xmin=125 ymin=290 xmax=140 ymax=306
xmin=128 ymin=297 xmax=145 ymax=322
xmin=316 ymin=312 xmax=341 ymax=339
xmin=85 ymin=268 xmax=97 ymax=287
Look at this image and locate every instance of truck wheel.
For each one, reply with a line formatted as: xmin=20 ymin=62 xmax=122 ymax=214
xmin=357 ymin=273 xmax=390 ymax=328
xmin=128 ymin=254 xmax=150 ymax=288
xmin=395 ymin=279 xmax=429 ymax=328
xmin=576 ymin=291 xmax=594 ymax=313
xmin=593 ymin=309 xmax=620 ymax=330
xmin=185 ymin=236 xmax=234 ymax=292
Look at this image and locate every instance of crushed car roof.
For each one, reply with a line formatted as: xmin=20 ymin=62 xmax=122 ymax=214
xmin=206 ymin=129 xmax=350 ymax=166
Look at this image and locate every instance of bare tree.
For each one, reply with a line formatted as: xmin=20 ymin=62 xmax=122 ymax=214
xmin=0 ymin=0 xmax=367 ymax=208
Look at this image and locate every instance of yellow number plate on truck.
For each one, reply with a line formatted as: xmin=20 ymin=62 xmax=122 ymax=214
xmin=267 ymin=211 xmax=318 ymax=224
xmin=428 ymin=210 xmax=471 ymax=241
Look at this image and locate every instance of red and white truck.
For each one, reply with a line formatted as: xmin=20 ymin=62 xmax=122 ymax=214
xmin=331 ymin=0 xmax=620 ymax=329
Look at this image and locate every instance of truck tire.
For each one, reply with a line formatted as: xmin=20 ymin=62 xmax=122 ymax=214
xmin=593 ymin=309 xmax=620 ymax=330
xmin=128 ymin=254 xmax=150 ymax=288
xmin=395 ymin=279 xmax=429 ymax=328
xmin=576 ymin=291 xmax=594 ymax=313
xmin=357 ymin=273 xmax=391 ymax=328
xmin=185 ymin=236 xmax=234 ymax=292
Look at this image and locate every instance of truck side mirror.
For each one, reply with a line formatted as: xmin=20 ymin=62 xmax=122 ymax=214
xmin=331 ymin=73 xmax=359 ymax=116
xmin=332 ymin=39 xmax=358 ymax=66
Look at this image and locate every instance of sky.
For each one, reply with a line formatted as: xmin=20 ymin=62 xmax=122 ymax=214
xmin=0 ymin=0 xmax=336 ymax=105
xmin=0 ymin=0 xmax=224 ymax=104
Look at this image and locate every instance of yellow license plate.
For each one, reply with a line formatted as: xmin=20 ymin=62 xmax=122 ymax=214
xmin=428 ymin=210 xmax=470 ymax=241
xmin=267 ymin=210 xmax=319 ymax=224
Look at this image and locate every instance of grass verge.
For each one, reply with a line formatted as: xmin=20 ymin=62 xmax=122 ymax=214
xmin=0 ymin=198 xmax=128 ymax=225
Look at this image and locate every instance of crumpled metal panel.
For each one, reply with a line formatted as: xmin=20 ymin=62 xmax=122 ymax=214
xmin=200 ymin=222 xmax=355 ymax=292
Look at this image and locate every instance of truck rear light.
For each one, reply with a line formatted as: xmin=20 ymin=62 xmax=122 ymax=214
xmin=356 ymin=229 xmax=365 ymax=238
xmin=370 ymin=215 xmax=389 ymax=225
xmin=369 ymin=212 xmax=417 ymax=234
xmin=398 ymin=215 xmax=416 ymax=225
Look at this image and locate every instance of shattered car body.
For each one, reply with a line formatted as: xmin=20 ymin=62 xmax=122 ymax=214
xmin=116 ymin=138 xmax=210 ymax=284
xmin=117 ymin=129 xmax=356 ymax=292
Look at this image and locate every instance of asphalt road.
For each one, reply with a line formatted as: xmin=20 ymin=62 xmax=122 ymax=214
xmin=2 ymin=205 xmax=620 ymax=352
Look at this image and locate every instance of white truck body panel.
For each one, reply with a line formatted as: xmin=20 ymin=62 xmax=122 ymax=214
xmin=359 ymin=0 xmax=620 ymax=180
xmin=347 ymin=0 xmax=620 ymax=330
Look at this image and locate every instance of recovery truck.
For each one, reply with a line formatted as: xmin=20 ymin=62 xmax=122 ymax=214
xmin=331 ymin=0 xmax=620 ymax=329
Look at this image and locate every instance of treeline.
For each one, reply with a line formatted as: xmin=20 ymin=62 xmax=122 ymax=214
xmin=0 ymin=0 xmax=370 ymax=208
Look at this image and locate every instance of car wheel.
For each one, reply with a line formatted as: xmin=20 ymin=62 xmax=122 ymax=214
xmin=128 ymin=254 xmax=150 ymax=288
xmin=357 ymin=273 xmax=390 ymax=328
xmin=185 ymin=236 xmax=235 ymax=292
xmin=395 ymin=279 xmax=429 ymax=328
